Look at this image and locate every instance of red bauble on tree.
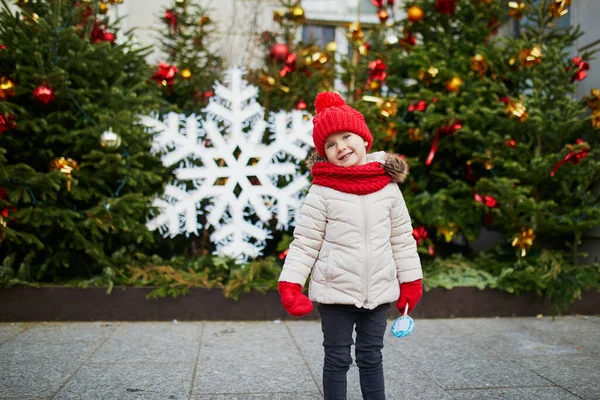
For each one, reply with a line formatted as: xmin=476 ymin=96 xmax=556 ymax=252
xmin=269 ymin=43 xmax=290 ymax=63
xmin=295 ymin=99 xmax=307 ymax=110
xmin=33 ymin=83 xmax=55 ymax=104
xmin=153 ymin=62 xmax=178 ymax=87
xmin=435 ymin=0 xmax=458 ymax=15
xmin=0 ymin=113 xmax=17 ymax=134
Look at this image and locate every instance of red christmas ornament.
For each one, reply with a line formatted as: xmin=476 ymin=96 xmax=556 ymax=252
xmin=269 ymin=43 xmax=290 ymax=63
xmin=505 ymin=138 xmax=516 ymax=147
xmin=368 ymin=59 xmax=387 ymax=83
xmin=435 ymin=0 xmax=458 ymax=15
xmin=498 ymin=96 xmax=511 ymax=104
xmin=0 ymin=113 xmax=16 ymax=134
xmin=153 ymin=62 xmax=178 ymax=86
xmin=568 ymin=56 xmax=589 ymax=82
xmin=400 ymin=32 xmax=416 ymax=50
xmin=412 ymin=226 xmax=428 ymax=246
xmin=408 ymin=100 xmax=428 ymax=112
xmin=550 ymin=139 xmax=590 ymax=177
xmin=164 ymin=9 xmax=177 ymax=31
xmin=279 ymin=249 xmax=289 ymax=260
xmin=426 ymin=121 xmax=462 ymax=166
xmin=371 ymin=0 xmax=384 ymax=7
xmin=295 ymin=100 xmax=307 ymax=110
xmin=474 ymin=193 xmax=498 ymax=208
xmin=279 ymin=53 xmax=297 ymax=77
xmin=90 ymin=22 xmax=115 ymax=44
xmin=33 ymin=83 xmax=55 ymax=104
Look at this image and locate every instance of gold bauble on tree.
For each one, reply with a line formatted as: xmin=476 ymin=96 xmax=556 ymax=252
xmin=377 ymin=9 xmax=389 ymax=23
xmin=508 ymin=1 xmax=527 ymax=20
xmin=180 ymin=68 xmax=192 ymax=79
xmin=0 ymin=77 xmax=16 ymax=100
xmin=519 ymin=46 xmax=543 ymax=68
xmin=470 ymin=54 xmax=488 ymax=78
xmin=407 ymin=5 xmax=424 ymax=23
xmin=346 ymin=22 xmax=364 ymax=42
xmin=505 ymin=99 xmax=528 ymax=122
xmin=49 ymin=157 xmax=80 ymax=191
xmin=548 ymin=0 xmax=570 ymax=19
xmin=585 ymin=88 xmax=600 ymax=110
xmin=408 ymin=127 xmax=424 ymax=141
xmin=290 ymin=5 xmax=306 ymax=23
xmin=512 ymin=228 xmax=536 ymax=257
xmin=445 ymin=76 xmax=463 ymax=92
xmin=99 ymin=2 xmax=109 ymax=14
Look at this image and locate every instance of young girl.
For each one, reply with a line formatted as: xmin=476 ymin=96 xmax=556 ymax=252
xmin=278 ymin=92 xmax=423 ymax=400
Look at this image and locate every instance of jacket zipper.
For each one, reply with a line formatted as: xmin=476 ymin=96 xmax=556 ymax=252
xmin=361 ymin=195 xmax=370 ymax=306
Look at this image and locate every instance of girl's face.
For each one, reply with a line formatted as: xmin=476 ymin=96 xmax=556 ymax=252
xmin=324 ymin=131 xmax=368 ymax=167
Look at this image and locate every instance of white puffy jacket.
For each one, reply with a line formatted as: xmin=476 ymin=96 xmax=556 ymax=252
xmin=279 ymin=152 xmax=422 ymax=309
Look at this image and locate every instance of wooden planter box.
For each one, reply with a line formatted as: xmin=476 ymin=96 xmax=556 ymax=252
xmin=0 ymin=287 xmax=597 ymax=322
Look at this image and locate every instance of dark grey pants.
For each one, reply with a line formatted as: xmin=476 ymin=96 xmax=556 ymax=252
xmin=318 ymin=302 xmax=389 ymax=400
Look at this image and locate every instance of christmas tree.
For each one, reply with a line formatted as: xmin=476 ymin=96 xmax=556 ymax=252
xmin=247 ymin=0 xmax=337 ymax=114
xmin=342 ymin=0 xmax=599 ymax=310
xmin=0 ymin=0 xmax=164 ymax=284
xmin=153 ymin=0 xmax=223 ymax=115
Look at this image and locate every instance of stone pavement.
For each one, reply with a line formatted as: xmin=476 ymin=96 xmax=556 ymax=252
xmin=0 ymin=316 xmax=598 ymax=400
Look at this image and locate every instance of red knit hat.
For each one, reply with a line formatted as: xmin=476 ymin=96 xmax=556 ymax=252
xmin=312 ymin=92 xmax=372 ymax=157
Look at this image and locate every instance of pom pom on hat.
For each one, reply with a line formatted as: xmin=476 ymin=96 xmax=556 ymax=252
xmin=315 ymin=92 xmax=346 ymax=113
xmin=312 ymin=92 xmax=373 ymax=157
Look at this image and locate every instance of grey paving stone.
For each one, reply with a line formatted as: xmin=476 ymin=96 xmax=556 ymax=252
xmin=516 ymin=355 xmax=600 ymax=400
xmin=8 ymin=322 xmax=118 ymax=344
xmin=192 ymin=393 xmax=322 ymax=399
xmin=448 ymin=386 xmax=580 ymax=399
xmin=0 ymin=360 xmax=82 ymax=398
xmin=53 ymin=362 xmax=194 ymax=400
xmin=0 ymin=323 xmax=27 ymax=344
xmin=90 ymin=322 xmax=202 ymax=363
xmin=193 ymin=321 xmax=317 ymax=395
xmin=0 ymin=340 xmax=99 ymax=365
xmin=384 ymin=353 xmax=452 ymax=400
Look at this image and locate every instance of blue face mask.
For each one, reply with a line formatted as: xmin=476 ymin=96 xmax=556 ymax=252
xmin=391 ymin=304 xmax=414 ymax=338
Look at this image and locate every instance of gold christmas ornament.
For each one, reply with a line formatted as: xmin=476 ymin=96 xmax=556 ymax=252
xmin=100 ymin=127 xmax=122 ymax=149
xmin=378 ymin=9 xmax=389 ymax=23
xmin=369 ymin=80 xmax=381 ymax=91
xmin=358 ymin=44 xmax=369 ymax=56
xmin=438 ymin=223 xmax=458 ymax=242
xmin=0 ymin=77 xmax=16 ymax=100
xmin=548 ymin=0 xmax=570 ymax=19
xmin=386 ymin=123 xmax=397 ymax=139
xmin=273 ymin=10 xmax=284 ymax=23
xmin=346 ymin=22 xmax=364 ymax=42
xmin=592 ymin=109 xmax=600 ymax=129
xmin=505 ymin=99 xmax=528 ymax=122
xmin=408 ymin=127 xmax=424 ymax=141
xmin=50 ymin=157 xmax=79 ymax=191
xmin=445 ymin=76 xmax=463 ymax=92
xmin=418 ymin=66 xmax=438 ymax=86
xmin=508 ymin=1 xmax=527 ymax=20
xmin=290 ymin=5 xmax=306 ymax=23
xmin=407 ymin=5 xmax=424 ymax=23
xmin=198 ymin=16 xmax=210 ymax=26
xmin=519 ymin=46 xmax=543 ymax=68
xmin=470 ymin=54 xmax=488 ymax=78
xmin=512 ymin=228 xmax=536 ymax=257
xmin=326 ymin=41 xmax=337 ymax=52
xmin=180 ymin=68 xmax=192 ymax=79
xmin=380 ymin=100 xmax=398 ymax=118
xmin=99 ymin=2 xmax=109 ymax=14
xmin=585 ymin=88 xmax=600 ymax=110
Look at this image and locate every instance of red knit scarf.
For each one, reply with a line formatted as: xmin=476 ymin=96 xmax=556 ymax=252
xmin=311 ymin=161 xmax=392 ymax=195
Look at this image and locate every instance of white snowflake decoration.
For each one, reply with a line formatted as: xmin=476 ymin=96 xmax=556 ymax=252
xmin=141 ymin=67 xmax=314 ymax=262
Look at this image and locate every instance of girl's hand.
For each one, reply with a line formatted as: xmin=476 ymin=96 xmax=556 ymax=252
xmin=396 ymin=279 xmax=423 ymax=315
xmin=278 ymin=281 xmax=314 ymax=317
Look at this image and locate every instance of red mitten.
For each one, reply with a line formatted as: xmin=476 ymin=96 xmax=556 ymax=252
xmin=278 ymin=281 xmax=313 ymax=317
xmin=396 ymin=279 xmax=423 ymax=315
